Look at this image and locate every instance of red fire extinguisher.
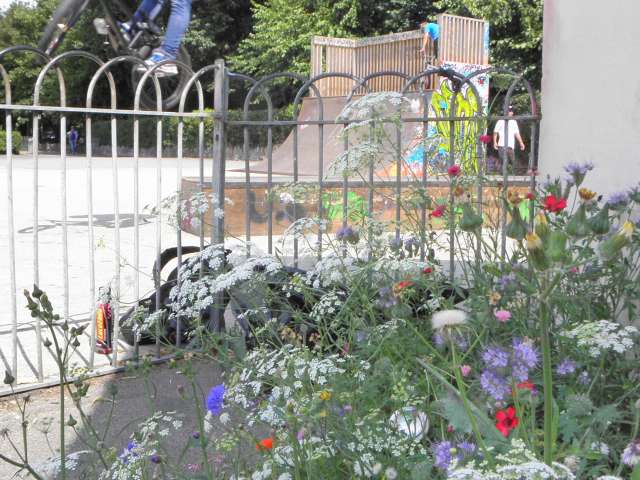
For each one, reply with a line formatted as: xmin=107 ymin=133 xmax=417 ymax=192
xmin=95 ymin=288 xmax=113 ymax=354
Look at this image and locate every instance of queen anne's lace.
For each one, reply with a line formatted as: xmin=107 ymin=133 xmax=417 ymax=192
xmin=561 ymin=320 xmax=637 ymax=357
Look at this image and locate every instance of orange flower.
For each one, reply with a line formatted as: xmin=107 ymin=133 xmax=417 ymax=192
xmin=256 ymin=437 xmax=274 ymax=451
xmin=393 ymin=280 xmax=414 ymax=294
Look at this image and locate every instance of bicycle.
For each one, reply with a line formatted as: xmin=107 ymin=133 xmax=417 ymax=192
xmin=38 ymin=0 xmax=192 ymax=109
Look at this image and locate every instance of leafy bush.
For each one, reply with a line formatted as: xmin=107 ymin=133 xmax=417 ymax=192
xmin=0 ymin=129 xmax=23 ymax=154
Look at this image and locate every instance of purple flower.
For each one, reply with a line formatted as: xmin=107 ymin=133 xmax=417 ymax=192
xmin=496 ymin=273 xmax=516 ymax=290
xmin=336 ymin=225 xmax=359 ymax=243
xmin=433 ymin=332 xmax=446 ymax=347
xmin=512 ymin=338 xmax=539 ymax=370
xmin=206 ymin=384 xmax=225 ymax=415
xmin=622 ymin=439 xmax=640 ymax=466
xmin=607 ymin=191 xmax=629 ymax=208
xmin=563 ymin=161 xmax=594 ymax=176
xmin=119 ymin=440 xmax=139 ymax=464
xmin=480 ymin=369 xmax=511 ymax=401
xmin=511 ymin=363 xmax=530 ymax=383
xmin=482 ymin=346 xmax=509 ymax=369
xmin=457 ymin=440 xmax=476 ymax=456
xmin=150 ymin=454 xmax=161 ymax=464
xmin=556 ymin=358 xmax=577 ymax=376
xmin=433 ymin=441 xmax=454 ymax=470
xmin=577 ymin=371 xmax=590 ymax=385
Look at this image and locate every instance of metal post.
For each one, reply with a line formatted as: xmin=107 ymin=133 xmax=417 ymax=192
xmin=210 ymin=59 xmax=227 ymax=332
xmin=212 ymin=59 xmax=227 ymax=245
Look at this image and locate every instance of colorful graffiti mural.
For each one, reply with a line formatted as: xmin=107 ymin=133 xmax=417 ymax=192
xmin=402 ymin=62 xmax=490 ymax=176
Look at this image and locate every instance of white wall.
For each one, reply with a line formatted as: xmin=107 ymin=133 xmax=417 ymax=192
xmin=539 ymin=0 xmax=640 ymax=196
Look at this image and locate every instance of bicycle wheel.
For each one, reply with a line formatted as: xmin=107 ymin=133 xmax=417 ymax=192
xmin=131 ymin=45 xmax=192 ymax=110
xmin=38 ymin=0 xmax=92 ymax=56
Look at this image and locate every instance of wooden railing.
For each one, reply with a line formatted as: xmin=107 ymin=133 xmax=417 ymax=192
xmin=438 ymin=13 xmax=489 ymax=65
xmin=310 ymin=13 xmax=489 ymax=97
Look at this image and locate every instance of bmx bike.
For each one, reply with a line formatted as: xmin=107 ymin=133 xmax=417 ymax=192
xmin=39 ymin=0 xmax=192 ymax=109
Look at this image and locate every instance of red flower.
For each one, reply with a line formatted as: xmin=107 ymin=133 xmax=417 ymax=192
xmin=525 ymin=192 xmax=535 ymax=201
xmin=479 ymin=134 xmax=492 ymax=144
xmin=430 ymin=205 xmax=446 ymax=218
xmin=393 ymin=280 xmax=414 ymax=293
xmin=543 ymin=194 xmax=567 ymax=213
xmin=517 ymin=380 xmax=535 ymax=391
xmin=256 ymin=437 xmax=274 ymax=451
xmin=447 ymin=165 xmax=461 ymax=177
xmin=495 ymin=406 xmax=519 ymax=437
xmin=447 ymin=424 xmax=454 ymax=433
xmin=422 ymin=266 xmax=433 ymax=275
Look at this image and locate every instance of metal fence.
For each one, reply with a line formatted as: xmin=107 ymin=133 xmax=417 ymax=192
xmin=0 ymin=46 xmax=539 ymax=392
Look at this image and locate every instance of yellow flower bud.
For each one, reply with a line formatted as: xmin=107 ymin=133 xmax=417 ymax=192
xmin=578 ymin=188 xmax=597 ymax=201
xmin=319 ymin=390 xmax=332 ymax=401
xmin=526 ymin=232 xmax=543 ymax=251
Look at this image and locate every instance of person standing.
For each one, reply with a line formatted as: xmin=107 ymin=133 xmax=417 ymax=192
xmin=420 ymin=21 xmax=440 ymax=59
xmin=67 ymin=126 xmax=79 ymax=155
xmin=493 ymin=106 xmax=525 ymax=172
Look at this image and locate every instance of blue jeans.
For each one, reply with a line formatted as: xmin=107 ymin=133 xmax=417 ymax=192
xmin=133 ymin=0 xmax=192 ymax=58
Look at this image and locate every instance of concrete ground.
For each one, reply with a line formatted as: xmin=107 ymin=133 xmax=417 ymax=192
xmin=0 ymin=154 xmax=254 ymax=391
xmin=0 ymin=359 xmax=228 ymax=479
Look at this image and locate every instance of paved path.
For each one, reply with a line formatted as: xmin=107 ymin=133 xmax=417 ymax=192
xmin=0 ymin=154 xmax=250 ymax=390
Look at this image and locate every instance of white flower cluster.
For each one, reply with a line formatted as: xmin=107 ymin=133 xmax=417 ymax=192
xmin=371 ymin=257 xmax=428 ymax=282
xmin=561 ymin=320 xmax=638 ymax=357
xmin=282 ymin=217 xmax=327 ymax=242
xmin=448 ymin=439 xmax=576 ymax=480
xmin=100 ymin=411 xmax=183 ymax=480
xmin=306 ymin=253 xmax=359 ymax=289
xmin=168 ymin=244 xmax=282 ymax=321
xmin=337 ymin=92 xmax=408 ymax=123
xmin=309 ymin=291 xmax=344 ymax=323
xmin=328 ymin=141 xmax=383 ymax=177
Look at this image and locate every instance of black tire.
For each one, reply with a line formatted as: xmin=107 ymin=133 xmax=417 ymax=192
xmin=131 ymin=45 xmax=192 ymax=111
xmin=38 ymin=0 xmax=91 ymax=56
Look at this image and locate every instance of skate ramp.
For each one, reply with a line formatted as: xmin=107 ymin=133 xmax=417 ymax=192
xmin=241 ymin=94 xmax=431 ymax=178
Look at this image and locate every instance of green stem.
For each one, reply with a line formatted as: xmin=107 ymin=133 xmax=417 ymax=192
xmin=450 ymin=340 xmax=492 ymax=464
xmin=616 ymin=407 xmax=640 ymax=476
xmin=540 ymin=294 xmax=554 ymax=465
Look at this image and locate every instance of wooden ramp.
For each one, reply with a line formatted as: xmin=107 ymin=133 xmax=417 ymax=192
xmin=242 ymin=93 xmax=431 ymax=178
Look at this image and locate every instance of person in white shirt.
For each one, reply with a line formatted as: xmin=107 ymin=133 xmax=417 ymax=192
xmin=492 ymin=106 xmax=525 ymax=171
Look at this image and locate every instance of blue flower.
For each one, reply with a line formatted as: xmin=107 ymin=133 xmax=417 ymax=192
xmin=482 ymin=345 xmax=509 ymax=369
xmin=206 ymin=384 xmax=225 ymax=415
xmin=607 ymin=191 xmax=629 ymax=208
xmin=433 ymin=441 xmax=454 ymax=470
xmin=480 ymin=369 xmax=510 ymax=401
xmin=512 ymin=338 xmax=539 ymax=369
xmin=556 ymin=358 xmax=577 ymax=376
xmin=563 ymin=161 xmax=594 ymax=176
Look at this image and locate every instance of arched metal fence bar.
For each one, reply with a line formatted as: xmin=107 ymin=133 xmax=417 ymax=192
xmin=34 ymin=51 xmax=110 ymax=370
xmin=0 ymin=62 xmax=18 ymax=387
xmin=349 ymin=71 xmax=410 ymax=250
xmin=241 ymin=72 xmax=307 ymax=256
xmin=0 ymin=45 xmax=64 ymax=384
xmin=134 ymin=58 xmax=195 ymax=354
xmin=86 ymin=56 xmax=142 ymax=366
xmin=175 ymin=64 xmax=209 ymax=344
xmin=0 ymin=51 xmax=540 ymax=392
xmin=290 ymin=74 xmax=339 ymax=262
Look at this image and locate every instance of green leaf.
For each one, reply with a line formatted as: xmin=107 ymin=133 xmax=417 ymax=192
xmin=632 ymin=463 xmax=640 ymax=480
xmin=418 ymin=358 xmax=506 ymax=445
xmin=411 ymin=460 xmax=433 ymax=480
xmin=437 ymin=395 xmax=472 ymax=434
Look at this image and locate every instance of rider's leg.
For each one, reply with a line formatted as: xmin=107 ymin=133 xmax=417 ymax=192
xmin=132 ymin=0 xmax=163 ymax=24
xmin=158 ymin=0 xmax=192 ymax=59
